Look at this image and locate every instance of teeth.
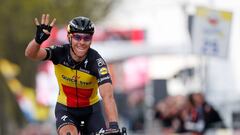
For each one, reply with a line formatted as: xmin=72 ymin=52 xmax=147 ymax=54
xmin=75 ymin=46 xmax=85 ymax=52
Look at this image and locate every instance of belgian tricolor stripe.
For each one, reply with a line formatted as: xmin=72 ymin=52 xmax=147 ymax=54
xmin=62 ymin=85 xmax=93 ymax=107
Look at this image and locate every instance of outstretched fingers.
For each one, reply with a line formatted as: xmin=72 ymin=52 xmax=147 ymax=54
xmin=50 ymin=18 xmax=57 ymax=27
xmin=41 ymin=14 xmax=46 ymax=24
xmin=44 ymin=14 xmax=49 ymax=25
xmin=34 ymin=18 xmax=40 ymax=26
xmin=34 ymin=14 xmax=56 ymax=26
xmin=34 ymin=14 xmax=56 ymax=34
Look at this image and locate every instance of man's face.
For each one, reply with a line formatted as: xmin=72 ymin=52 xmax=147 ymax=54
xmin=70 ymin=33 xmax=92 ymax=58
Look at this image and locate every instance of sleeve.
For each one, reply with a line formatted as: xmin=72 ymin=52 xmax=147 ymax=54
xmin=43 ymin=45 xmax=67 ymax=65
xmin=92 ymin=54 xmax=112 ymax=86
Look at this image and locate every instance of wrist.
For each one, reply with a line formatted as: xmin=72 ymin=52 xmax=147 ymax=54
xmin=34 ymin=37 xmax=43 ymax=45
xmin=109 ymin=121 xmax=119 ymax=129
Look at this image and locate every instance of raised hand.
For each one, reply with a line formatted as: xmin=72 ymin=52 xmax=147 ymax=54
xmin=34 ymin=14 xmax=56 ymax=44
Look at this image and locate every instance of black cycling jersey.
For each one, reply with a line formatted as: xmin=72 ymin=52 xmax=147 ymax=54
xmin=44 ymin=44 xmax=112 ymax=107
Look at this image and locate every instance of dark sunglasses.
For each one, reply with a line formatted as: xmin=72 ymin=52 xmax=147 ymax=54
xmin=72 ymin=34 xmax=92 ymax=41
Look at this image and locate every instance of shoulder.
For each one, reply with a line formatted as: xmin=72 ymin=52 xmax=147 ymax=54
xmin=46 ymin=44 xmax=69 ymax=55
xmin=87 ymin=48 xmax=106 ymax=63
xmin=88 ymin=48 xmax=102 ymax=58
xmin=45 ymin=44 xmax=70 ymax=63
xmin=86 ymin=48 xmax=108 ymax=71
xmin=87 ymin=49 xmax=112 ymax=85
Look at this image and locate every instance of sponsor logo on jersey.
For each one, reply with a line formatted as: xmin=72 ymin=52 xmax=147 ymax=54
xmin=99 ymin=67 xmax=108 ymax=75
xmin=62 ymin=75 xmax=77 ymax=82
xmin=62 ymin=75 xmax=92 ymax=85
xmin=96 ymin=58 xmax=105 ymax=67
xmin=84 ymin=59 xmax=88 ymax=68
xmin=98 ymin=76 xmax=110 ymax=83
xmin=79 ymin=67 xmax=90 ymax=73
xmin=61 ymin=115 xmax=68 ymax=121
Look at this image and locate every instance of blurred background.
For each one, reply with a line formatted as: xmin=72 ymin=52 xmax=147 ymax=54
xmin=0 ymin=0 xmax=240 ymax=135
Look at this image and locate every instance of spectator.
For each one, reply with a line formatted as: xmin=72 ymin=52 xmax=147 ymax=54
xmin=154 ymin=92 xmax=225 ymax=135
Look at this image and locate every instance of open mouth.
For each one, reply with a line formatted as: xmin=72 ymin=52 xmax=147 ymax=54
xmin=74 ymin=45 xmax=88 ymax=55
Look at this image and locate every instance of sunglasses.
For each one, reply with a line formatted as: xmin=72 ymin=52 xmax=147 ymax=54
xmin=71 ymin=34 xmax=92 ymax=42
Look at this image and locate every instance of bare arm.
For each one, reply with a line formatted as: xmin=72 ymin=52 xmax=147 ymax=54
xmin=25 ymin=39 xmax=47 ymax=60
xmin=25 ymin=14 xmax=56 ymax=61
xmin=99 ymin=83 xmax=119 ymax=124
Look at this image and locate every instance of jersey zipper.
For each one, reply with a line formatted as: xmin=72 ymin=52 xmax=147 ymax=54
xmin=69 ymin=53 xmax=88 ymax=107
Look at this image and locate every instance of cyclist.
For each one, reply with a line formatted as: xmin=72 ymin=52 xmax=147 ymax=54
xmin=25 ymin=14 xmax=119 ymax=135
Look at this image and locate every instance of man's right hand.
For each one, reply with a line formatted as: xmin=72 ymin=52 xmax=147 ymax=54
xmin=34 ymin=14 xmax=56 ymax=45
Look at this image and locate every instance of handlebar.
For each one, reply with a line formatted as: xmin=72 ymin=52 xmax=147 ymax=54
xmin=96 ymin=127 xmax=127 ymax=135
xmin=79 ymin=121 xmax=127 ymax=135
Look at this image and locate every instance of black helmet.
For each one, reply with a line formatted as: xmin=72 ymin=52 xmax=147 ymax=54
xmin=67 ymin=16 xmax=94 ymax=35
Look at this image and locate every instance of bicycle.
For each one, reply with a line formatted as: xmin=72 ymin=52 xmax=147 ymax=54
xmin=77 ymin=121 xmax=127 ymax=135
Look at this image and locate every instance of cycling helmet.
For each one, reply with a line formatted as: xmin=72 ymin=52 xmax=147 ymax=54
xmin=67 ymin=16 xmax=94 ymax=35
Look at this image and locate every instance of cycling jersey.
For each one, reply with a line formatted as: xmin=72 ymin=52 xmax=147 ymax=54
xmin=44 ymin=44 xmax=112 ymax=108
